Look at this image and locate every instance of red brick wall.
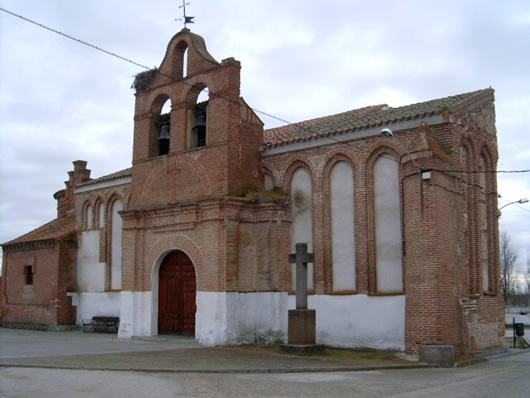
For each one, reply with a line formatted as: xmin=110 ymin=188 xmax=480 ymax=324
xmin=121 ymin=200 xmax=291 ymax=293
xmin=261 ymin=100 xmax=502 ymax=355
xmin=2 ymin=241 xmax=62 ymax=327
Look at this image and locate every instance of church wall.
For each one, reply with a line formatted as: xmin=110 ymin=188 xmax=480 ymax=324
xmin=118 ymin=291 xmax=152 ymax=338
xmin=330 ymin=161 xmax=356 ymax=291
xmin=121 ymin=201 xmax=291 ymax=294
xmin=77 ymin=230 xmax=106 ymax=292
xmin=1 ymin=243 xmax=61 ymax=327
xmin=74 ymin=179 xmax=130 ymax=294
xmin=110 ymin=200 xmax=123 ymax=290
xmin=262 ymin=107 xmax=502 ymax=355
xmin=192 ymin=291 xmax=404 ymax=349
xmin=130 ymin=145 xmax=229 ymax=208
xmin=72 ymin=292 xmax=121 ymax=324
xmin=119 ymin=200 xmax=291 ymax=339
xmin=196 ymin=291 xmax=288 ymax=346
xmin=306 ymin=294 xmax=406 ymax=350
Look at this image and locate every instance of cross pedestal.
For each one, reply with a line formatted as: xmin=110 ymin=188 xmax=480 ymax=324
xmin=280 ymin=243 xmax=325 ymax=354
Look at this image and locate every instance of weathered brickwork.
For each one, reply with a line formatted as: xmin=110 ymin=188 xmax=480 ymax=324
xmin=1 ymin=29 xmax=503 ymax=355
xmin=1 ymin=236 xmax=77 ymax=328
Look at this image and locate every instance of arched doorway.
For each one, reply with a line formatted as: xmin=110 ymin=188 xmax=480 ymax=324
xmin=158 ymin=250 xmax=196 ymax=335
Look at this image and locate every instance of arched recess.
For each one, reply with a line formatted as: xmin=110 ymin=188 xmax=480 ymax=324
xmin=109 ymin=198 xmax=123 ymax=290
xmin=148 ymin=235 xmax=203 ymax=336
xmin=94 ymin=198 xmax=105 ymax=229
xmin=373 ymin=154 xmax=403 ymax=293
xmin=329 ymin=160 xmax=356 ymax=291
xmin=478 ymin=145 xmax=497 ymax=293
xmin=289 ymin=166 xmax=314 ymax=290
xmin=147 ymin=94 xmax=173 ymax=158
xmin=172 ymin=40 xmax=188 ymax=79
xmin=185 ymin=84 xmax=209 ymax=149
xmin=262 ymin=166 xmax=275 ymax=190
xmin=461 ymin=139 xmax=478 ymax=295
xmin=157 ymin=250 xmax=197 ymax=335
xmin=82 ymin=201 xmax=92 ymax=230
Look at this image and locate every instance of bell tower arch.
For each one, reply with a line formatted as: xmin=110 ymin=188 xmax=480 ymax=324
xmin=129 ymin=29 xmax=264 ymax=209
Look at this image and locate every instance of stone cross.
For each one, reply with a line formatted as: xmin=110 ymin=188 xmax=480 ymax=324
xmin=288 ymin=243 xmax=314 ymax=310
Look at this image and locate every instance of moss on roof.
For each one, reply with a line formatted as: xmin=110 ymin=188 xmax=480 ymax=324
xmin=263 ymin=88 xmax=494 ymax=149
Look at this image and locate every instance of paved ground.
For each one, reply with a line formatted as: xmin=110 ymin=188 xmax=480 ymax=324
xmin=0 ymin=328 xmax=426 ymax=373
xmin=1 ymin=328 xmax=529 ymax=397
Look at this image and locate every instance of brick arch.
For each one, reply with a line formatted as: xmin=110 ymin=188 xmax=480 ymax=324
xmin=366 ymin=143 xmax=402 ymax=173
xmin=105 ymin=193 xmax=124 ymax=217
xmin=147 ymin=234 xmax=204 ymax=291
xmin=364 ymin=146 xmax=402 ymax=293
xmin=478 ymin=142 xmax=499 ymax=293
xmin=281 ymin=158 xmax=316 ymax=195
xmin=261 ymin=165 xmax=277 ymax=189
xmin=171 ymin=39 xmax=188 ymax=79
xmin=322 ymin=153 xmax=358 ymax=293
xmin=147 ymin=89 xmax=176 ymax=115
xmin=140 ymin=156 xmax=212 ymax=203
xmin=179 ymin=75 xmax=216 ymax=103
xmin=460 ymin=136 xmax=479 ymax=295
xmin=93 ymin=197 xmax=105 ymax=229
xmin=322 ymin=151 xmax=357 ymax=185
xmin=81 ymin=199 xmax=93 ymax=231
xmin=479 ymin=142 xmax=498 ymax=168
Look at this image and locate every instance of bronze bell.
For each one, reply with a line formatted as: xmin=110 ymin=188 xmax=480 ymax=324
xmin=157 ymin=125 xmax=170 ymax=141
xmin=194 ymin=114 xmax=206 ymax=128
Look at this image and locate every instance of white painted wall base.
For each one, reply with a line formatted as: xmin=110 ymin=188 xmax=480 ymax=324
xmin=70 ymin=292 xmax=121 ymax=324
xmin=196 ymin=292 xmax=288 ymax=346
xmin=301 ymin=294 xmax=406 ymax=350
xmin=72 ymin=289 xmax=404 ymax=350
xmin=118 ymin=291 xmax=153 ymax=339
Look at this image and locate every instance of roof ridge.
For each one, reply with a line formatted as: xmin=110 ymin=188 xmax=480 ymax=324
xmin=77 ymin=167 xmax=132 ymax=188
xmin=265 ymin=104 xmax=387 ymax=133
xmin=2 ymin=214 xmax=75 ymax=246
xmin=262 ymin=88 xmax=493 ymax=149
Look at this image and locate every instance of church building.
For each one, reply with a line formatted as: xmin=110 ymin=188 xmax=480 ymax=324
xmin=1 ymin=28 xmax=504 ymax=355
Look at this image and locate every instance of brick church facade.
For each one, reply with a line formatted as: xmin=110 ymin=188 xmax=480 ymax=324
xmin=1 ymin=29 xmax=504 ymax=355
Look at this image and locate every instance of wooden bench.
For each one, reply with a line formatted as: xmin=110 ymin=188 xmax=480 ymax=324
xmin=82 ymin=316 xmax=119 ymax=333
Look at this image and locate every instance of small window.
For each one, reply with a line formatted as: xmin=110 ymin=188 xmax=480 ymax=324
xmin=24 ymin=266 xmax=34 ymax=285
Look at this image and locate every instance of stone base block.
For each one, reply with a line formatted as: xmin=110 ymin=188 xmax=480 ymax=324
xmin=280 ymin=344 xmax=326 ymax=355
xmin=288 ymin=309 xmax=316 ymax=345
xmin=419 ymin=344 xmax=455 ymax=368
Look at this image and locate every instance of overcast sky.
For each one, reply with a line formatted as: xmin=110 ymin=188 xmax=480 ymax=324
xmin=1 ymin=0 xmax=529 ymax=273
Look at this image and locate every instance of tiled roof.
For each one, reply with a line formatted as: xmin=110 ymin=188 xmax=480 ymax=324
xmin=263 ymin=88 xmax=493 ymax=149
xmin=2 ymin=215 xmax=76 ymax=246
xmin=77 ymin=167 xmax=132 ymax=188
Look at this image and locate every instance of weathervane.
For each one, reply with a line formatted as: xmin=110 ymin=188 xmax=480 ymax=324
xmin=176 ymin=0 xmax=195 ymax=28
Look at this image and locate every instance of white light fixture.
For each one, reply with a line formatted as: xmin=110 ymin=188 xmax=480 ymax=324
xmin=497 ymin=197 xmax=529 ymax=218
xmin=380 ymin=128 xmax=426 ymax=178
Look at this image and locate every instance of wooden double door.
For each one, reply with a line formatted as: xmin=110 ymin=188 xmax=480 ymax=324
xmin=158 ymin=250 xmax=196 ymax=335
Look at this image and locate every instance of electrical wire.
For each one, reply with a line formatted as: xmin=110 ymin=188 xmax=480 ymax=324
xmin=1 ymin=6 xmax=526 ymax=177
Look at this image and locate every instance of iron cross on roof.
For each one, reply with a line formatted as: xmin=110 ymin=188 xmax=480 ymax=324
xmin=176 ymin=0 xmax=195 ymax=28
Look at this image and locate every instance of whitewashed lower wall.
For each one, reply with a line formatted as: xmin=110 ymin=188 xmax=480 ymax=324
xmin=196 ymin=292 xmax=288 ymax=346
xmin=301 ymin=294 xmax=406 ymax=350
xmin=196 ymin=292 xmax=405 ymax=350
xmin=71 ymin=292 xmax=121 ymax=324
xmin=94 ymin=290 xmax=405 ymax=350
xmin=117 ymin=291 xmax=153 ymax=338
